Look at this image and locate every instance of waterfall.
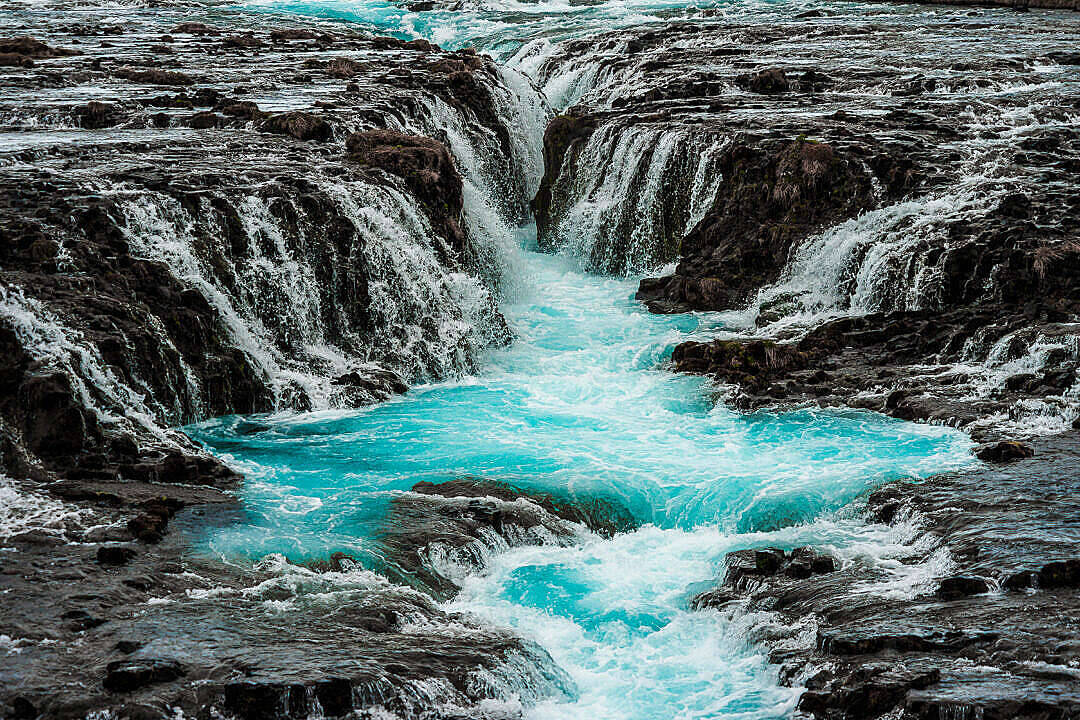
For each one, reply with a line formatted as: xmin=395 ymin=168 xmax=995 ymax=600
xmin=115 ymin=175 xmax=508 ymax=413
xmin=540 ymin=122 xmax=727 ymax=275
xmin=0 ymin=283 xmax=188 ymax=441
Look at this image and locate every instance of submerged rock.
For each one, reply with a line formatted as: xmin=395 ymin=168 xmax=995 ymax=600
xmin=259 ymin=110 xmax=333 ymax=142
xmin=379 ymin=477 xmax=636 ymax=599
xmin=975 ymin=440 xmax=1035 ymax=462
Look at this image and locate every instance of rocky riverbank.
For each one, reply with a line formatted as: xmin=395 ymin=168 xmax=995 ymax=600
xmin=0 ymin=5 xmax=543 ymax=717
xmin=528 ymin=8 xmax=1080 ymax=719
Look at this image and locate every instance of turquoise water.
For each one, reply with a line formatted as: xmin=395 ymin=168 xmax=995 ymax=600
xmin=190 ymin=237 xmax=973 ymax=719
xmin=188 ymin=2 xmax=979 ymax=716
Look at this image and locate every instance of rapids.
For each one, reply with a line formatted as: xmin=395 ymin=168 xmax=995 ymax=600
xmin=183 ymin=0 xmax=986 ymax=717
xmin=191 ymin=237 xmax=973 ymax=719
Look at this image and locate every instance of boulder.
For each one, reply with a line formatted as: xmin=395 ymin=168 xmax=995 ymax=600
xmin=259 ymin=111 xmax=332 ymax=142
xmin=975 ymin=440 xmax=1034 ymax=463
xmin=103 ymin=659 xmax=186 ymax=692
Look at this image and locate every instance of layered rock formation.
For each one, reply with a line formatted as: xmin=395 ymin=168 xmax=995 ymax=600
xmin=0 ymin=9 xmax=537 ymax=718
xmin=531 ymin=15 xmax=1080 ymax=435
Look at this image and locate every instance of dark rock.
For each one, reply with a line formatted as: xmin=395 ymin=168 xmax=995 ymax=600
xmin=260 ymin=111 xmax=332 ymax=142
xmin=115 ymin=67 xmax=195 ymax=86
xmin=270 ymin=29 xmax=319 ymax=41
xmin=223 ymin=681 xmax=308 ymax=720
xmin=9 ymin=697 xmax=37 ymax=720
xmin=314 ymin=678 xmax=352 ymax=715
xmin=219 ymin=101 xmax=264 ymax=120
xmin=936 ymin=575 xmax=990 ymax=599
xmin=1039 ymin=559 xmax=1080 ymax=589
xmin=103 ymin=659 xmax=186 ymax=692
xmin=115 ymin=640 xmax=143 ymax=654
xmin=188 ymin=111 xmax=220 ymax=129
xmin=690 ymin=588 xmax=739 ymax=610
xmin=0 ymin=53 xmax=34 ymax=67
xmin=738 ymin=67 xmax=789 ymax=94
xmin=532 ymin=113 xmax=599 ymax=238
xmin=975 ymin=440 xmax=1035 ymax=463
xmin=638 ymin=140 xmax=875 ymax=311
xmin=170 ymin=22 xmax=219 ymax=35
xmin=223 ymin=34 xmax=263 ymax=49
xmin=755 ymin=548 xmax=786 ymax=575
xmin=0 ymin=36 xmax=79 ymax=58
xmin=73 ymin=100 xmax=122 ymax=129
xmin=62 ymin=609 xmax=106 ymax=631
xmin=96 ymin=545 xmax=137 ymax=565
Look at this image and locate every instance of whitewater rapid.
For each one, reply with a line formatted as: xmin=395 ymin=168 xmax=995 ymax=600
xmin=191 ymin=233 xmax=973 ymax=719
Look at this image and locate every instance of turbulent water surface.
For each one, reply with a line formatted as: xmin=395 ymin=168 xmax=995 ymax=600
xmin=192 ymin=240 xmax=973 ymax=718
xmin=170 ymin=0 xmax=1002 ymax=716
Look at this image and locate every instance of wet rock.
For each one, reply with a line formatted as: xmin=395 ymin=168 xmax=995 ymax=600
xmin=188 ymin=111 xmax=220 ymax=129
xmin=219 ymin=100 xmax=264 ymax=120
xmin=270 ymin=29 xmax=320 ymax=41
xmin=115 ymin=67 xmax=195 ymax=85
xmin=103 ymin=659 xmax=186 ymax=692
xmin=223 ymin=33 xmax=263 ymax=49
xmin=1047 ymin=51 xmax=1080 ymax=65
xmin=9 ymin=697 xmax=37 ymax=720
xmin=314 ymin=678 xmax=353 ymax=716
xmin=346 ymin=130 xmax=467 ymax=250
xmin=170 ymin=22 xmax=219 ymax=35
xmin=638 ymin=140 xmax=875 ymax=312
xmin=936 ymin=575 xmax=990 ymax=598
xmin=96 ymin=545 xmax=137 ymax=565
xmin=260 ymin=111 xmax=332 ymax=142
xmin=380 ymin=478 xmax=635 ymax=598
xmin=223 ymin=681 xmax=309 ymax=720
xmin=532 ymin=113 xmax=599 ymax=238
xmin=0 ymin=53 xmax=34 ymax=67
xmin=738 ymin=67 xmax=789 ymax=94
xmin=975 ymin=440 xmax=1035 ymax=462
xmin=1038 ymin=559 xmax=1080 ymax=589
xmin=690 ymin=588 xmax=740 ymax=610
xmin=62 ymin=609 xmax=106 ymax=631
xmin=0 ymin=36 xmax=79 ymax=58
xmin=73 ymin=101 xmax=121 ymax=129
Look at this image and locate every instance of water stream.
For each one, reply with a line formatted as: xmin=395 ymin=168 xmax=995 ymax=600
xmin=191 ymin=235 xmax=973 ymax=719
xmin=185 ymin=1 xmax=981 ymax=717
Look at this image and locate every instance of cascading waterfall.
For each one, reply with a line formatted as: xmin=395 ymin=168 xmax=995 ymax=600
xmin=541 ymin=123 xmax=728 ymax=275
xmin=0 ymin=283 xmax=188 ymax=440
xmin=116 ymin=176 xmax=506 ymax=412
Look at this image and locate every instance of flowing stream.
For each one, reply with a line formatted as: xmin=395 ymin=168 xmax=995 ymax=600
xmin=191 ymin=238 xmax=973 ymax=719
xmin=187 ymin=1 xmax=980 ymax=717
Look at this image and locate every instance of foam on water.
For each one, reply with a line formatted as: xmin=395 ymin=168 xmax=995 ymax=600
xmin=176 ymin=1 xmax=986 ymax=715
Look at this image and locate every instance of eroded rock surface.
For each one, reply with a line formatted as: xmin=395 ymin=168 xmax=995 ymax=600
xmin=688 ymin=433 xmax=1080 ymax=720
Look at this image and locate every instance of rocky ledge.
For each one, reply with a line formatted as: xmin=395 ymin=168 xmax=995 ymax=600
xmin=688 ymin=432 xmax=1080 ymax=720
xmin=0 ymin=6 xmax=536 ymax=718
xmin=528 ymin=10 xmax=1080 ymax=720
xmin=532 ymin=13 xmax=1080 ymax=432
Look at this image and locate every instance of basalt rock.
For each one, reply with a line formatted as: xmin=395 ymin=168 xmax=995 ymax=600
xmin=766 ymin=433 xmax=1080 ymax=720
xmin=114 ymin=67 xmax=195 ymax=86
xmin=637 ymin=139 xmax=876 ymax=313
xmin=0 ymin=36 xmax=80 ymax=58
xmin=259 ymin=111 xmax=333 ymax=141
xmin=346 ymin=129 xmax=469 ymax=253
xmin=379 ymin=478 xmax=636 ymax=599
xmin=532 ymin=113 xmax=600 ymax=239
xmin=975 ymin=440 xmax=1035 ymax=462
